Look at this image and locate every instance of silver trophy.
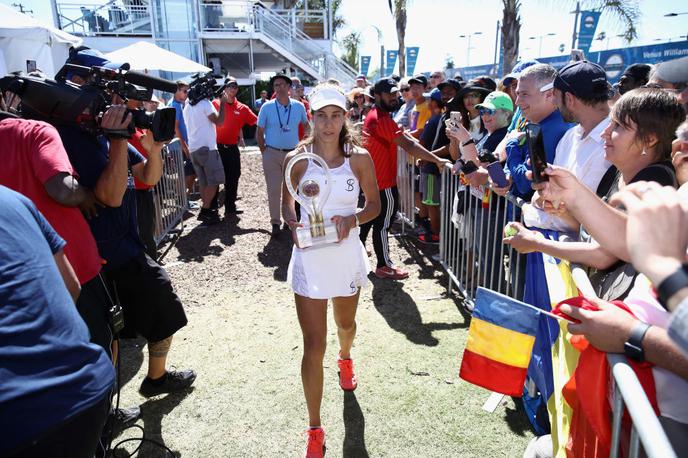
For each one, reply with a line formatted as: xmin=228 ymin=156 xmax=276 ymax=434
xmin=284 ymin=152 xmax=339 ymax=248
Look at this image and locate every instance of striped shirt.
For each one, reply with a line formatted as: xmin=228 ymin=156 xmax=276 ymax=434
xmin=363 ymin=106 xmax=403 ymax=190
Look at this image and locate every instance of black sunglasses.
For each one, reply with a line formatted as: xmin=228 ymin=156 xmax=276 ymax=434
xmin=400 ymin=87 xmax=411 ymax=92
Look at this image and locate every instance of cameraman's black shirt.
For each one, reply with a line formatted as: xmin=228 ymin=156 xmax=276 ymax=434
xmin=57 ymin=125 xmax=145 ymax=271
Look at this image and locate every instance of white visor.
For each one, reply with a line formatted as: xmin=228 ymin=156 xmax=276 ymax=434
xmin=309 ymin=87 xmax=347 ymax=111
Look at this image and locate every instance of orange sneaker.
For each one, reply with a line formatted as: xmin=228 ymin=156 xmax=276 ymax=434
xmin=304 ymin=427 xmax=325 ymax=458
xmin=337 ymin=354 xmax=358 ymax=391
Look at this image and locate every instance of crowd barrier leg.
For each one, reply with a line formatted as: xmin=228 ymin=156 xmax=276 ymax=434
xmin=153 ymin=139 xmax=188 ymax=251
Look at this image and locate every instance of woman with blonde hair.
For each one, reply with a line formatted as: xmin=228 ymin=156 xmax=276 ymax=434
xmin=282 ymin=83 xmax=380 ymax=457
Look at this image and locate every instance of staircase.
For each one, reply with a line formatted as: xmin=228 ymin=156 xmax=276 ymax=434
xmin=201 ymin=1 xmax=358 ymax=87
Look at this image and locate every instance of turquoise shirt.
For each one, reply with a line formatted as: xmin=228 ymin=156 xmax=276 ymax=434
xmin=257 ymin=98 xmax=308 ymax=149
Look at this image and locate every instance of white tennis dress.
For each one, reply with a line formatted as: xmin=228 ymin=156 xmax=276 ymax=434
xmin=287 ymin=148 xmax=371 ymax=299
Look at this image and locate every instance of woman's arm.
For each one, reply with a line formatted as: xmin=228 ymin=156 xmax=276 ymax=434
xmin=349 ymin=149 xmax=381 ymax=226
xmin=503 ymin=222 xmax=619 ymax=269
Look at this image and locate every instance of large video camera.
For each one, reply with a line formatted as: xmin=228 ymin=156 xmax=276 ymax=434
xmin=0 ymin=64 xmax=177 ymax=141
xmin=187 ymin=71 xmax=224 ymax=106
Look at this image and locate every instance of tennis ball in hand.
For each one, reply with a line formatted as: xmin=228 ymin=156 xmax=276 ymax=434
xmin=504 ymin=224 xmax=518 ymax=237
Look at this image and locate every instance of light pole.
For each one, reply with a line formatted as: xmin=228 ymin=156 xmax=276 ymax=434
xmin=529 ymin=33 xmax=556 ymax=57
xmin=459 ymin=32 xmax=482 ymax=67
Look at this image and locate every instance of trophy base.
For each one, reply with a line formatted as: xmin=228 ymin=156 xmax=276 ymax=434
xmin=295 ymin=224 xmax=339 ymax=248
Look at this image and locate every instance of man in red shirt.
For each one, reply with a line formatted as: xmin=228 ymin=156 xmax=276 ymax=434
xmin=360 ymin=78 xmax=450 ymax=280
xmin=0 ymin=114 xmax=115 ymax=356
xmin=212 ymin=77 xmax=258 ymax=216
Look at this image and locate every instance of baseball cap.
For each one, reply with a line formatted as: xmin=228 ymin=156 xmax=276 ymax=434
xmin=621 ymin=63 xmax=652 ymax=81
xmin=309 ymin=85 xmax=347 ymax=111
xmin=475 ymin=91 xmax=514 ymax=112
xmin=540 ymin=60 xmax=610 ymax=100
xmin=423 ymin=88 xmax=442 ymax=102
xmin=64 ymin=47 xmax=128 ymax=79
xmin=269 ymin=73 xmax=292 ymax=87
xmin=502 ymin=59 xmax=540 ymax=85
xmin=408 ymin=74 xmax=428 ymax=87
xmin=356 ymin=74 xmax=367 ymax=80
xmin=373 ymin=77 xmax=399 ymax=95
xmin=437 ymin=79 xmax=463 ymax=92
xmin=654 ymin=56 xmax=688 ymax=84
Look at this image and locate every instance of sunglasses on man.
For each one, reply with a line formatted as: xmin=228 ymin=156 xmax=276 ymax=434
xmin=478 ymin=107 xmax=496 ymax=116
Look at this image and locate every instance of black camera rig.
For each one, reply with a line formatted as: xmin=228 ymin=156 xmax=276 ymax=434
xmin=187 ymin=71 xmax=224 ymax=106
xmin=0 ymin=63 xmax=178 ymax=141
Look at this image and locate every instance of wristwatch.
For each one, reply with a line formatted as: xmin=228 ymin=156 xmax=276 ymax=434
xmin=656 ymin=263 xmax=688 ymax=309
xmin=624 ymin=322 xmax=651 ymax=362
xmin=461 ymin=138 xmax=475 ymax=147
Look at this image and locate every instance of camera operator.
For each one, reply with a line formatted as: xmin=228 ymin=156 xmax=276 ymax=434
xmin=183 ymin=76 xmax=228 ymax=224
xmin=59 ymin=49 xmax=196 ymax=397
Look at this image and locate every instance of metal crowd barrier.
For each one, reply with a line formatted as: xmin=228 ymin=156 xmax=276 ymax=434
xmin=153 ymin=139 xmax=187 ymax=246
xmin=396 ymin=147 xmax=416 ymax=235
xmin=608 ymin=354 xmax=677 ymax=458
xmin=437 ymin=163 xmax=525 ymax=310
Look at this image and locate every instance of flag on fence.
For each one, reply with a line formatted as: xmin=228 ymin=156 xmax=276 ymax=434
xmin=459 ymin=287 xmax=540 ymax=396
xmin=522 ymin=229 xmax=582 ymax=457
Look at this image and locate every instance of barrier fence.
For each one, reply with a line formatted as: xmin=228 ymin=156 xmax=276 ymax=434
xmin=153 ymin=139 xmax=187 ymax=247
xmin=394 ymin=150 xmax=677 ymax=457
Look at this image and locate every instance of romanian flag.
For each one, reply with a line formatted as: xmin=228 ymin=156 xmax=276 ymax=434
xmin=460 ymin=287 xmax=541 ymax=397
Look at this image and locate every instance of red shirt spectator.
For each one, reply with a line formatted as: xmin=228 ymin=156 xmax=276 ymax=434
xmin=212 ymin=98 xmax=258 ymax=145
xmin=130 ymin=128 xmax=153 ymax=191
xmin=0 ymin=118 xmax=102 ymax=284
xmin=362 ymin=106 xmax=403 ymax=190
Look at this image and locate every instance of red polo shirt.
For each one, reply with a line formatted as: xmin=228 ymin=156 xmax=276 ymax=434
xmin=362 ymin=106 xmax=403 ymax=190
xmin=0 ymin=118 xmax=103 ymax=285
xmin=130 ymin=128 xmax=153 ymax=191
xmin=212 ymin=99 xmax=258 ymax=145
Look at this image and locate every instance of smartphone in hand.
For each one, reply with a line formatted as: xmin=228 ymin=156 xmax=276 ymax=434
xmin=449 ymin=111 xmax=462 ymax=125
xmin=487 ymin=161 xmax=509 ymax=188
xmin=525 ymin=123 xmax=548 ymax=183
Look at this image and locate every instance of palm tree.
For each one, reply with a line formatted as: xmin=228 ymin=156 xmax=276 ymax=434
xmin=340 ymin=32 xmax=362 ymax=69
xmin=500 ymin=0 xmax=639 ymax=74
xmin=387 ymin=0 xmax=408 ymax=76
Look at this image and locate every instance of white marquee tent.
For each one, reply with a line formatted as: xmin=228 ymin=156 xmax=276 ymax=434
xmin=0 ymin=4 xmax=81 ymax=78
xmin=104 ymin=41 xmax=211 ymax=74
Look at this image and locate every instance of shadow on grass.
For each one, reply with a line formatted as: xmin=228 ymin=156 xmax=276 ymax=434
xmin=342 ymin=391 xmax=369 ymax=458
xmin=504 ymin=397 xmax=536 ymax=437
xmin=175 ymin=218 xmax=270 ymax=263
xmin=370 ymin=275 xmax=466 ymax=347
xmin=110 ymin=390 xmax=191 ymax=458
xmin=257 ymin=234 xmax=293 ymax=281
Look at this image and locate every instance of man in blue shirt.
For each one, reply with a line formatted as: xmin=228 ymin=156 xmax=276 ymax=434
xmin=168 ymin=81 xmax=197 ymax=201
xmin=0 ymin=186 xmax=114 ymax=457
xmin=256 ymin=73 xmax=310 ymax=237
xmin=503 ymin=64 xmax=574 ymax=200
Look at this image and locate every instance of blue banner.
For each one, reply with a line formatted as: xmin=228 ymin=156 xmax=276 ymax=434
xmin=385 ymin=49 xmax=398 ymax=77
xmin=459 ymin=40 xmax=688 ymax=84
xmin=360 ymin=55 xmax=371 ymax=77
xmin=577 ymin=10 xmax=601 ymax=54
xmin=406 ymin=47 xmax=420 ymax=76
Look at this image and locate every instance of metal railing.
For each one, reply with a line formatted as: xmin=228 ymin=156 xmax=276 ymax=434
xmin=436 ymin=164 xmax=525 ymax=309
xmin=395 ymin=157 xmax=676 ymax=456
xmin=56 ymin=1 xmax=151 ymax=36
xmin=153 ymin=139 xmax=187 ymax=246
xmin=395 ymin=147 xmax=415 ymax=235
xmin=608 ymin=354 xmax=677 ymax=458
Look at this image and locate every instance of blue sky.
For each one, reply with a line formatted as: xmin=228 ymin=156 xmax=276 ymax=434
xmin=4 ymin=0 xmax=686 ymax=73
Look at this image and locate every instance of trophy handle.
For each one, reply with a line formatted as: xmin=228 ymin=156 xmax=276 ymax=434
xmin=284 ymin=152 xmax=332 ymax=214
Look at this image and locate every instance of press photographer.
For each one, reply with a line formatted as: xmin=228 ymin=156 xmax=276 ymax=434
xmin=183 ymin=71 xmax=228 ymax=224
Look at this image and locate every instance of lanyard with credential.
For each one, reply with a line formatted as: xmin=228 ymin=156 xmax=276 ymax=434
xmin=275 ymin=100 xmax=292 ymax=132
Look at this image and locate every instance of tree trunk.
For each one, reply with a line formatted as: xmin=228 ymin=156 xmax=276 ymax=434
xmin=396 ymin=5 xmax=407 ymax=77
xmin=501 ymin=0 xmax=521 ymax=75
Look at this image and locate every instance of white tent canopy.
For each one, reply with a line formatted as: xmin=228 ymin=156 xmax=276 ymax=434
xmin=0 ymin=4 xmax=82 ymax=78
xmin=104 ymin=41 xmax=211 ymax=73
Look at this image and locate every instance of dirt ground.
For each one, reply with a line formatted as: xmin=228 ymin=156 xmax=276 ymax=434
xmin=113 ymin=147 xmax=533 ymax=457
